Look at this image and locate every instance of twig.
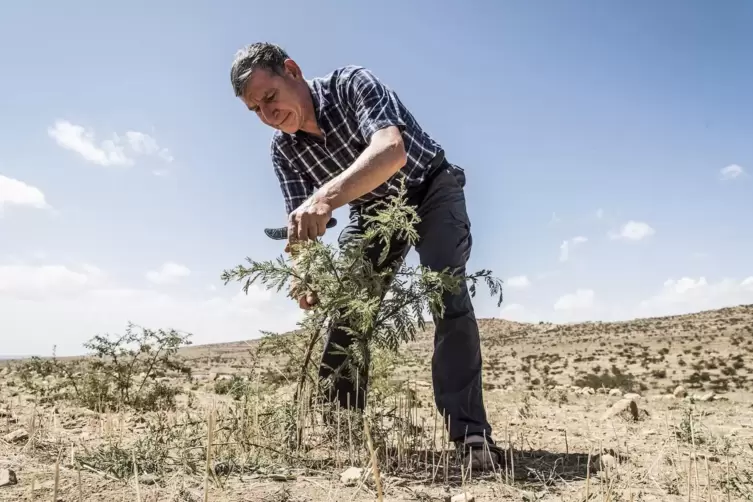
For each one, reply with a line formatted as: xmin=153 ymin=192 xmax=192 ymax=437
xmin=585 ymin=444 xmax=592 ymax=501
xmin=363 ymin=419 xmax=383 ymax=502
xmin=132 ymin=449 xmax=141 ymax=502
xmin=53 ymin=450 xmax=61 ymax=502
xmin=205 ymin=406 xmax=215 ymax=502
xmin=79 ymin=462 xmax=119 ymax=481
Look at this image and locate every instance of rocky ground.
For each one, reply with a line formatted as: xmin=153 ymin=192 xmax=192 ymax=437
xmin=1 ymin=304 xmax=752 ymax=501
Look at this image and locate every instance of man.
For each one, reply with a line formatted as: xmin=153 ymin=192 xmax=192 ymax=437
xmin=230 ymin=42 xmax=503 ymax=469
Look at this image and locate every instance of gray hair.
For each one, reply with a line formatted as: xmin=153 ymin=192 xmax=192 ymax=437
xmin=230 ymin=42 xmax=289 ymax=97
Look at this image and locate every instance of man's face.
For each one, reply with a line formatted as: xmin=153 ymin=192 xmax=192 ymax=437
xmin=240 ymin=61 xmax=306 ymax=134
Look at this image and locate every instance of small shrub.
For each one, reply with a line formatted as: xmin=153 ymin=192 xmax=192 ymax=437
xmin=652 ymin=369 xmax=667 ymax=379
xmin=573 ymin=369 xmax=639 ymax=393
xmin=18 ymin=323 xmax=192 ymax=412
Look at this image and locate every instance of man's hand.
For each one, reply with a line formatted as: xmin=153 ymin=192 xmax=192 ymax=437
xmin=289 ymin=276 xmax=318 ymax=310
xmin=287 ymin=196 xmax=333 ymax=249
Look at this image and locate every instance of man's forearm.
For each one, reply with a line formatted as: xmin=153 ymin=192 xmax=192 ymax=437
xmin=312 ymin=126 xmax=407 ymax=210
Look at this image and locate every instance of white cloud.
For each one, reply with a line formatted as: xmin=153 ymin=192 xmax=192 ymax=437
xmin=146 ymin=262 xmax=191 ymax=285
xmin=720 ymin=164 xmax=744 ymax=181
xmin=610 ymin=221 xmax=655 ymax=241
xmin=506 ymin=275 xmax=531 ymax=289
xmin=595 ymin=208 xmax=604 ymax=219
xmin=125 ymin=131 xmax=174 ymax=163
xmin=499 ymin=303 xmax=527 ymax=321
xmin=0 ymin=261 xmax=302 ymax=356
xmin=559 ymin=236 xmax=588 ymax=262
xmin=0 ymin=263 xmax=104 ymax=299
xmin=48 ymin=120 xmax=172 ymax=168
xmin=48 ymin=120 xmax=132 ymax=167
xmin=554 ymin=289 xmax=595 ymax=311
xmin=0 ymin=175 xmax=49 ymax=212
xmin=549 ymin=212 xmax=561 ymax=225
xmin=637 ymin=276 xmax=753 ymax=318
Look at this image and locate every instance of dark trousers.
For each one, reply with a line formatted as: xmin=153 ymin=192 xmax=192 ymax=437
xmin=317 ymin=164 xmax=492 ymax=442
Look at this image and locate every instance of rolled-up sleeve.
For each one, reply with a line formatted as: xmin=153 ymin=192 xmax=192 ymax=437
xmin=343 ymin=67 xmax=407 ymax=144
xmin=271 ymin=143 xmax=314 ymax=216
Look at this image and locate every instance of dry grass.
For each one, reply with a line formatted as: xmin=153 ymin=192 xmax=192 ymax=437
xmin=1 ymin=304 xmax=753 ymax=501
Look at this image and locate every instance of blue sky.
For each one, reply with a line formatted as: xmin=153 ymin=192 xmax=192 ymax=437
xmin=1 ymin=1 xmax=751 ymax=356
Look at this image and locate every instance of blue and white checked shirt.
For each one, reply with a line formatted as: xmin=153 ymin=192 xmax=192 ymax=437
xmin=271 ymin=65 xmax=447 ymax=215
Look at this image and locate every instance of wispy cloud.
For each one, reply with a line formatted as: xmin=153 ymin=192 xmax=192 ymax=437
xmin=48 ymin=120 xmax=173 ymax=168
xmin=0 ymin=174 xmax=50 ymax=213
xmin=146 ymin=262 xmax=191 ymax=285
xmin=554 ymin=288 xmax=595 ymax=311
xmin=559 ymin=236 xmax=588 ymax=262
xmin=720 ymin=164 xmax=745 ymax=181
xmin=125 ymin=131 xmax=174 ymax=163
xmin=506 ymin=275 xmax=531 ymax=289
xmin=609 ymin=221 xmax=655 ymax=241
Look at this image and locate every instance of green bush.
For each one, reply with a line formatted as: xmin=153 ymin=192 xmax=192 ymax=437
xmin=17 ymin=323 xmax=192 ymax=412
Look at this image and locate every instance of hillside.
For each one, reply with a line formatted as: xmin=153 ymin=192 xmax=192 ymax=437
xmin=1 ymin=304 xmax=752 ymax=501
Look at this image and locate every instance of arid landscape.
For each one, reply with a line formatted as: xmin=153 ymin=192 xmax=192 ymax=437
xmin=1 ymin=304 xmax=752 ymax=501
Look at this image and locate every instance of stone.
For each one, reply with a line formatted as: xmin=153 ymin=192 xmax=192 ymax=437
xmin=609 ymin=389 xmax=623 ymax=397
xmin=3 ymin=428 xmax=28 ymax=443
xmin=139 ymin=474 xmax=158 ymax=485
xmin=673 ymin=386 xmax=687 ymax=398
xmin=601 ymin=398 xmax=640 ymax=421
xmin=339 ymin=466 xmax=363 ymax=486
xmin=697 ymin=392 xmax=715 ymax=402
xmin=623 ymin=393 xmax=641 ymax=401
xmin=600 ymin=453 xmax=618 ymax=470
xmin=581 ymin=387 xmax=595 ymax=395
xmin=596 ymin=387 xmax=608 ymax=394
xmin=449 ymin=492 xmax=475 ymax=502
xmin=0 ymin=469 xmax=17 ymax=487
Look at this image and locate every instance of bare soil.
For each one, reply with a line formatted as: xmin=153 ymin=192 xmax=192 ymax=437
xmin=2 ymin=304 xmax=752 ymax=501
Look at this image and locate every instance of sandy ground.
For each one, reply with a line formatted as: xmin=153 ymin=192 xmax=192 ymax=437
xmin=1 ymin=304 xmax=752 ymax=501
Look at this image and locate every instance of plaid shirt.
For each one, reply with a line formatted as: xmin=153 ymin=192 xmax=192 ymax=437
xmin=271 ymin=65 xmax=447 ymax=215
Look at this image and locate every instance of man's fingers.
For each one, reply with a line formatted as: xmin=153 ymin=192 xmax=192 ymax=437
xmin=287 ymin=215 xmax=298 ymax=249
xmin=297 ymin=214 xmax=309 ymax=241
xmin=298 ymin=292 xmax=317 ymax=310
xmin=307 ymin=221 xmax=319 ymax=241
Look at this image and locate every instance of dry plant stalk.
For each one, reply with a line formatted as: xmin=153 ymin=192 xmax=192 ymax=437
xmin=132 ymin=449 xmax=141 ymax=502
xmin=205 ymin=406 xmax=215 ymax=502
xmin=53 ymin=450 xmax=61 ymax=502
xmin=363 ymin=419 xmax=383 ymax=502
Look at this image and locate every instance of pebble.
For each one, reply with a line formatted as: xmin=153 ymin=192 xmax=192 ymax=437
xmin=339 ymin=466 xmax=363 ymax=486
xmin=3 ymin=428 xmax=28 ymax=443
xmin=0 ymin=469 xmax=17 ymax=487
